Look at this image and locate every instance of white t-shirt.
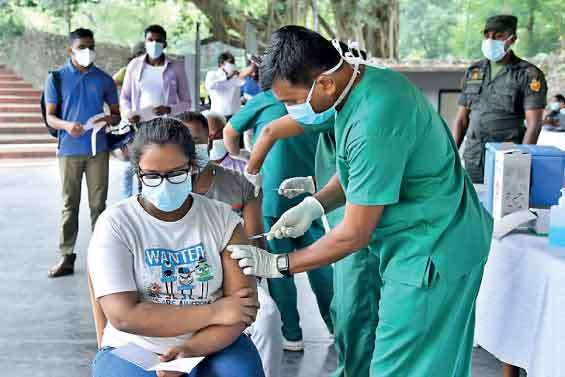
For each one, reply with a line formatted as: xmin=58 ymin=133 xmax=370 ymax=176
xmin=139 ymin=64 xmax=165 ymax=109
xmin=87 ymin=194 xmax=242 ymax=354
xmin=205 ymin=68 xmax=244 ymax=117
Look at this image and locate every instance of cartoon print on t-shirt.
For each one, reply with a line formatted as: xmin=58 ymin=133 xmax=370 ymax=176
xmin=144 ymin=244 xmax=216 ymax=305
xmin=195 ymin=256 xmax=214 ymax=299
xmin=160 ymin=259 xmax=177 ymax=298
xmin=148 ymin=283 xmax=161 ymax=297
xmin=178 ymin=266 xmax=195 ymax=299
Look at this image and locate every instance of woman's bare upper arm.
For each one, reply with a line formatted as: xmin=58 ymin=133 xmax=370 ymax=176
xmin=221 ymin=224 xmax=256 ymax=296
xmin=98 ymin=291 xmax=139 ymax=325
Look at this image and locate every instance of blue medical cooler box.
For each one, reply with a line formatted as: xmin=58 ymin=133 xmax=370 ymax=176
xmin=484 ymin=143 xmax=565 ymax=212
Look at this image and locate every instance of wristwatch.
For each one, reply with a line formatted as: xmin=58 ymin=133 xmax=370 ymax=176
xmin=276 ymin=254 xmax=292 ymax=277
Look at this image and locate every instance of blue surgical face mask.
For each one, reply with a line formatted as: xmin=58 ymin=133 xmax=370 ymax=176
xmin=549 ymin=102 xmax=561 ymax=112
xmin=194 ymin=144 xmax=210 ymax=170
xmin=146 ymin=41 xmax=165 ymax=60
xmin=142 ymin=177 xmax=192 ymax=212
xmin=286 ymin=59 xmax=359 ymax=125
xmin=481 ymin=35 xmax=512 ymax=62
xmin=209 ymin=139 xmax=228 ymax=161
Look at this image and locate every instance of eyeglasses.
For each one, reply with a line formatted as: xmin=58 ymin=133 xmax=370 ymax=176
xmin=138 ymin=166 xmax=191 ymax=187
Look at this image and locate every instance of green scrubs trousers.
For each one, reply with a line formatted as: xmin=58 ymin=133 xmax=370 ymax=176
xmin=370 ymin=261 xmax=485 ymax=377
xmin=315 ymin=131 xmax=381 ymax=377
xmin=264 ymin=216 xmax=334 ymax=341
xmin=331 ymin=249 xmax=380 ymax=377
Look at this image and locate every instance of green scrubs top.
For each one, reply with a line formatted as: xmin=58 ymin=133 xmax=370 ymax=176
xmin=314 ymin=130 xmax=344 ymax=227
xmin=335 ymin=66 xmax=493 ymax=285
xmin=230 ymin=90 xmax=320 ymax=217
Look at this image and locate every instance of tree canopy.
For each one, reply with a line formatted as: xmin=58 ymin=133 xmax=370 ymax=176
xmin=0 ymin=0 xmax=563 ymax=59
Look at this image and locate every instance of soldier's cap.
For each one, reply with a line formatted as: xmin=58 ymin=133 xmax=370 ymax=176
xmin=131 ymin=41 xmax=146 ymax=56
xmin=484 ymin=15 xmax=518 ymax=34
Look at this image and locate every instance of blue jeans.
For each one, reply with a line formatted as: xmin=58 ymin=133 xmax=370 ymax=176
xmin=91 ymin=335 xmax=265 ymax=377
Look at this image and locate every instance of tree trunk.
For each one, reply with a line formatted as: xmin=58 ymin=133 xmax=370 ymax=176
xmin=189 ymin=0 xmax=397 ymax=58
xmin=188 ymin=0 xmax=290 ymax=49
xmin=525 ymin=0 xmax=536 ymax=57
xmin=65 ymin=0 xmax=72 ymax=33
xmin=330 ymin=0 xmax=398 ymax=58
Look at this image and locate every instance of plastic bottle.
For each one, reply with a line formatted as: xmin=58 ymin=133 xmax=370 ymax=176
xmin=549 ymin=188 xmax=565 ymax=247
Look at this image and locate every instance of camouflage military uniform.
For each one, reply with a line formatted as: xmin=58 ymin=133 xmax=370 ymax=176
xmin=459 ymin=51 xmax=547 ymax=183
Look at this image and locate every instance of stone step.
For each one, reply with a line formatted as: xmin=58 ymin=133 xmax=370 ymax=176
xmin=0 ymin=143 xmax=57 ymax=159
xmin=0 ymin=75 xmax=21 ymax=81
xmin=0 ymin=114 xmax=43 ymax=123
xmin=0 ymin=123 xmax=46 ymax=134
xmin=0 ymin=88 xmax=43 ymax=97
xmin=0 ymin=105 xmax=41 ymax=113
xmin=0 ymin=134 xmax=57 ymax=145
xmin=0 ymin=97 xmax=40 ymax=104
xmin=0 ymin=82 xmax=33 ymax=89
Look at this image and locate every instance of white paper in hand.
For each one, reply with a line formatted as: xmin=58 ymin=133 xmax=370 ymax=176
xmin=149 ymin=357 xmax=205 ymax=373
xmin=83 ymin=112 xmax=107 ymax=132
xmin=111 ymin=343 xmax=161 ymax=370
xmin=111 ymin=343 xmax=204 ymax=373
xmin=82 ymin=112 xmax=108 ymax=157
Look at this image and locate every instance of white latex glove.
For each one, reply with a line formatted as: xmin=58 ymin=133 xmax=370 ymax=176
xmin=244 ymin=167 xmax=262 ymax=197
xmin=278 ymin=176 xmax=316 ymax=199
xmin=227 ymin=245 xmax=284 ymax=278
xmin=268 ymin=196 xmax=325 ymax=240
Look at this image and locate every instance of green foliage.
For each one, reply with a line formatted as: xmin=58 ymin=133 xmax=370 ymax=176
xmin=0 ymin=1 xmax=24 ymax=40
xmin=401 ymin=0 xmax=564 ymax=60
xmin=399 ymin=0 xmax=459 ymax=59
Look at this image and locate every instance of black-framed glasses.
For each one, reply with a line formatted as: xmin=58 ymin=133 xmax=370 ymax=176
xmin=138 ymin=166 xmax=191 ymax=187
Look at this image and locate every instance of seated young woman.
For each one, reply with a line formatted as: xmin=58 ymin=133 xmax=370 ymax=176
xmin=88 ymin=117 xmax=264 ymax=377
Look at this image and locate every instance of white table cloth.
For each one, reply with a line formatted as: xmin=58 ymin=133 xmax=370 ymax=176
xmin=475 ymin=233 xmax=565 ymax=376
xmin=537 ymin=127 xmax=565 ymax=150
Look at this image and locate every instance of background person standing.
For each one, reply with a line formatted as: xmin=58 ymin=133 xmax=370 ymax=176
xmin=120 ymin=24 xmax=191 ymax=124
xmin=205 ymin=51 xmax=255 ymax=121
xmin=44 ymin=28 xmax=120 ymax=278
xmin=119 ymin=24 xmax=191 ymax=199
xmin=453 ymin=15 xmax=547 ymax=183
xmin=112 ymin=41 xmax=145 ymax=199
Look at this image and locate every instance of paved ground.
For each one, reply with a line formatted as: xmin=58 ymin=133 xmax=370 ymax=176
xmin=0 ymin=159 xmax=507 ymax=376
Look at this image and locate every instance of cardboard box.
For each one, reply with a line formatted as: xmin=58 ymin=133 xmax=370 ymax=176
xmin=485 ymin=143 xmax=565 ymax=211
xmin=492 ymin=149 xmax=531 ymax=220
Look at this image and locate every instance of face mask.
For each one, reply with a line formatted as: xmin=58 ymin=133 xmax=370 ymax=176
xmin=286 ymin=59 xmax=359 ymax=125
xmin=194 ymin=144 xmax=210 ymax=170
xmin=549 ymin=102 xmax=561 ymax=112
xmin=481 ymin=36 xmax=512 ymax=62
xmin=142 ymin=177 xmax=192 ymax=212
xmin=223 ymin=62 xmax=236 ymax=76
xmin=146 ymin=41 xmax=165 ymax=60
xmin=209 ymin=139 xmax=228 ymax=161
xmin=72 ymin=48 xmax=95 ymax=67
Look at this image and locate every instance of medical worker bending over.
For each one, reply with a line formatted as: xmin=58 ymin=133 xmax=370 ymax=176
xmin=88 ymin=118 xmax=264 ymax=377
xmin=229 ymin=25 xmax=493 ymax=377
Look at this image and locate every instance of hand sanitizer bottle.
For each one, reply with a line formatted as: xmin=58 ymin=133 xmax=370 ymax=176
xmin=549 ymin=188 xmax=565 ymax=247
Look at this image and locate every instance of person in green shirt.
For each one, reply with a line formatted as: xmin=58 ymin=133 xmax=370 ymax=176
xmin=228 ymin=26 xmax=493 ymax=376
xmin=224 ymin=89 xmax=334 ymax=351
xmin=112 ymin=41 xmax=146 ymax=88
xmin=245 ymin=112 xmax=379 ymax=377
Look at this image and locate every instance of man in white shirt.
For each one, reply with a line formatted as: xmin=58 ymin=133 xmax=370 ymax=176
xmin=205 ymin=52 xmax=255 ymax=120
